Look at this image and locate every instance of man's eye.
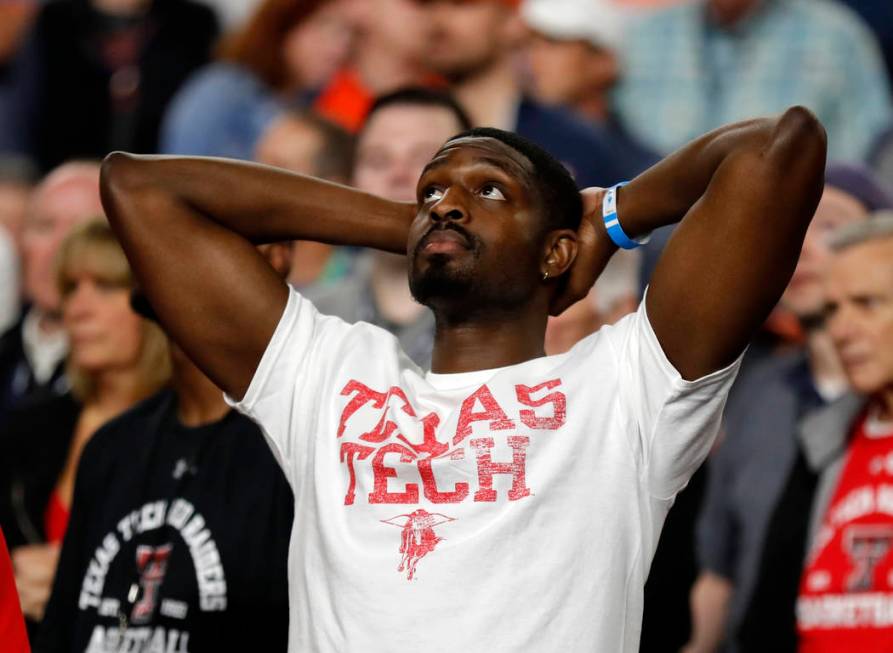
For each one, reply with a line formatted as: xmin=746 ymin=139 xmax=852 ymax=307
xmin=480 ymin=185 xmax=506 ymax=201
xmin=423 ymin=187 xmax=444 ymax=202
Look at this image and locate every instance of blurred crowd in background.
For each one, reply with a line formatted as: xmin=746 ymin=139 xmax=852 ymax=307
xmin=0 ymin=0 xmax=893 ymax=651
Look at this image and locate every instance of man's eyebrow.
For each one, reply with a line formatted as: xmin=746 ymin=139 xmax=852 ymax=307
xmin=474 ymin=155 xmax=527 ymax=179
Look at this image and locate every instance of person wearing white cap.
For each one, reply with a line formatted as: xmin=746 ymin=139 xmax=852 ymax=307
xmin=523 ymin=0 xmax=625 ymax=122
xmin=521 ymin=0 xmax=656 ymax=170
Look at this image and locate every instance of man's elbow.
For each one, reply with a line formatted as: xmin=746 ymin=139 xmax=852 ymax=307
xmin=100 ymin=152 xmax=149 ymax=225
xmin=772 ymin=106 xmax=828 ymax=165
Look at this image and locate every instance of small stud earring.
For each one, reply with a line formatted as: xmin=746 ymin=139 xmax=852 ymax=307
xmin=542 ymin=271 xmax=550 ymax=281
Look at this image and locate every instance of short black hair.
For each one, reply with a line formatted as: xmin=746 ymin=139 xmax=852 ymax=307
xmin=446 ymin=127 xmax=582 ymax=232
xmin=364 ymin=87 xmax=473 ymax=134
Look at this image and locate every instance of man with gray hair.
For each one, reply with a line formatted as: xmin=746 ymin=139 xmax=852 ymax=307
xmin=0 ymin=161 xmax=103 ymax=424
xmin=768 ymin=214 xmax=893 ymax=651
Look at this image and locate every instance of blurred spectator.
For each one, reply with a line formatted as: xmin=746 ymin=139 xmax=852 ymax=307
xmin=194 ymin=0 xmax=261 ymax=31
xmin=0 ymin=220 xmax=170 ymax=632
xmin=791 ymin=215 xmax=893 ymax=651
xmin=162 ymin=0 xmax=355 ymax=159
xmin=0 ymin=156 xmax=38 ymax=250
xmin=836 ymin=0 xmax=893 ymax=83
xmin=5 ymin=0 xmax=218 ymax=172
xmin=0 ymin=1 xmax=36 ymax=65
xmin=0 ymin=162 xmax=103 ymax=426
xmin=37 ymin=255 xmax=292 ymax=651
xmin=520 ymin=0 xmax=656 ymax=168
xmin=0 ymin=230 xmax=18 ymax=335
xmin=313 ymin=0 xmax=434 ymax=132
xmin=0 ymin=157 xmax=39 ymax=335
xmin=870 ymin=125 xmax=893 ymax=189
xmin=0 ymin=0 xmax=38 ymax=154
xmin=0 ymin=528 xmax=29 ymax=653
xmin=544 ymin=289 xmax=599 ymax=356
xmin=253 ymin=110 xmax=355 ymax=287
xmin=688 ymin=165 xmax=893 ymax=653
xmin=418 ymin=0 xmax=653 ymax=187
xmin=615 ymin=0 xmax=893 ymax=161
xmin=307 ymin=87 xmax=471 ymax=367
xmin=544 ymin=249 xmax=640 ymax=355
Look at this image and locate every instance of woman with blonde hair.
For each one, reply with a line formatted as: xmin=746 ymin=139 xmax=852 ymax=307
xmin=0 ymin=219 xmax=169 ymax=630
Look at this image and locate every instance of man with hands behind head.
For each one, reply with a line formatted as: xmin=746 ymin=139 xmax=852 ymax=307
xmin=99 ymin=105 xmax=826 ymax=651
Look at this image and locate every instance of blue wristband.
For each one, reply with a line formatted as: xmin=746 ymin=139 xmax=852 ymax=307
xmin=602 ymin=182 xmax=649 ymax=250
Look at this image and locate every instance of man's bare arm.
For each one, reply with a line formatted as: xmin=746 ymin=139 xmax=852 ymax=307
xmin=619 ymin=107 xmax=826 ymax=379
xmin=100 ymin=154 xmax=416 ymax=399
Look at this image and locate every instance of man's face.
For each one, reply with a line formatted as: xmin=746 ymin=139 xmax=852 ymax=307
xmin=407 ymin=137 xmax=544 ymax=310
xmin=825 ymin=238 xmax=893 ymax=395
xmin=420 ymin=0 xmax=515 ymax=81
xmin=354 ymin=104 xmax=465 ymax=201
xmin=525 ymin=33 xmax=617 ymax=106
xmin=781 ymin=186 xmax=869 ymax=318
xmin=21 ymin=173 xmax=103 ymax=314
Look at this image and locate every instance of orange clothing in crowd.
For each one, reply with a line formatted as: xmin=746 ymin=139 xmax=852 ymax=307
xmin=313 ymin=69 xmax=375 ymax=133
xmin=0 ymin=529 xmax=30 ymax=653
xmin=314 ymin=69 xmax=447 ymax=133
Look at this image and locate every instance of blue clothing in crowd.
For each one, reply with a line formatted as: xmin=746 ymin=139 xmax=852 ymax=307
xmin=614 ymin=0 xmax=892 ymax=161
xmin=515 ymin=97 xmax=656 ymax=188
xmin=160 ymin=63 xmax=287 ymax=160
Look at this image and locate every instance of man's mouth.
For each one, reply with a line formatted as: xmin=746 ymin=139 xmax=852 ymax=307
xmin=418 ymin=227 xmax=472 ymax=256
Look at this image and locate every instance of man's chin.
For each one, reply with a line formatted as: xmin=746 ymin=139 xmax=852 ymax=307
xmin=409 ymin=266 xmax=474 ymax=307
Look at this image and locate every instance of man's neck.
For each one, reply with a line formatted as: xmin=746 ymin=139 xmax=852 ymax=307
xmin=453 ymin=58 xmax=521 ymax=129
xmin=172 ymin=354 xmax=229 ymax=428
xmin=430 ymin=304 xmax=548 ymax=374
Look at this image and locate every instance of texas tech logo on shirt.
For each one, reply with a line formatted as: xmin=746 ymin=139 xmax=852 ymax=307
xmin=337 ymin=378 xmax=565 ymax=578
xmin=382 ymin=510 xmax=455 ymax=580
xmin=131 ymin=544 xmax=173 ymax=624
xmin=337 ymin=378 xmax=565 ymax=507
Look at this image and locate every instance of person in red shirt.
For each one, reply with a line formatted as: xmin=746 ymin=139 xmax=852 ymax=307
xmin=796 ymin=214 xmax=893 ymax=652
xmin=0 ymin=528 xmax=30 ymax=653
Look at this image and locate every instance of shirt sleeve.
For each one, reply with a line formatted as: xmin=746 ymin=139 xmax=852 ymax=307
xmin=608 ymin=296 xmax=743 ymax=500
xmin=224 ymin=287 xmax=354 ymax=484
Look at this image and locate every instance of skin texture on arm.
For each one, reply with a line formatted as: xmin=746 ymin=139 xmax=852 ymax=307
xmin=100 ymin=154 xmax=416 ymax=399
xmin=682 ymin=571 xmax=734 ymax=653
xmin=566 ymin=108 xmax=826 ymax=380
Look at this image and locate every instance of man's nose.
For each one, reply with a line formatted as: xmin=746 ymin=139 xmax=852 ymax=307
xmin=430 ymin=188 xmax=467 ymax=224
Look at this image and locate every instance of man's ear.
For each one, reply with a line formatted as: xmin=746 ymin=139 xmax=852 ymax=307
xmin=541 ymin=229 xmax=578 ymax=280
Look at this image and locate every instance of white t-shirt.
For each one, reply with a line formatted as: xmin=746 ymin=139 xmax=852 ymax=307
xmin=227 ymin=288 xmax=740 ymax=652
